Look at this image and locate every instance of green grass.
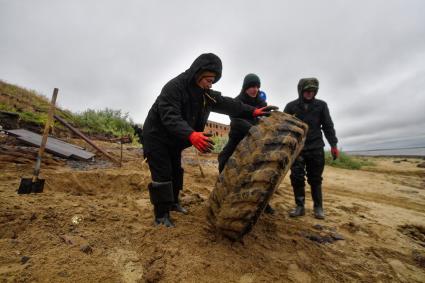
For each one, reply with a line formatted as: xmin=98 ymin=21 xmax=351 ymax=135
xmin=72 ymin=108 xmax=136 ymax=138
xmin=325 ymin=151 xmax=375 ymax=170
xmin=211 ymin=136 xmax=228 ymax=153
xmin=0 ymin=80 xmax=136 ymax=140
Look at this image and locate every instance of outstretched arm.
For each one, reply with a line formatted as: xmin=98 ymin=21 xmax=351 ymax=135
xmin=210 ymin=91 xmax=278 ymax=118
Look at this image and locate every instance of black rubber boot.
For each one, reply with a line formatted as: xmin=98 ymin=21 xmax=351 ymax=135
xmin=264 ymin=204 xmax=275 ymax=215
xmin=171 ymin=203 xmax=188 ymax=214
xmin=311 ymin=185 xmax=325 ymax=219
xmin=289 ymin=206 xmax=305 ymax=217
xmin=149 ymin=182 xmax=175 ymax=227
xmin=313 ymin=207 xmax=325 ymax=219
xmin=289 ymin=186 xmax=305 ymax=217
xmin=153 ymin=205 xmax=175 ymax=227
xmin=171 ymin=168 xmax=188 ymax=214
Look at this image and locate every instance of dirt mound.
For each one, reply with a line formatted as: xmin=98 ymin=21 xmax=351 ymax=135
xmin=45 ymin=169 xmax=149 ymax=195
xmin=1 ymin=143 xmax=425 ymax=282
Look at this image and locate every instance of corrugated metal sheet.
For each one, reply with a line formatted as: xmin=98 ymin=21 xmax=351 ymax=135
xmin=6 ymin=129 xmax=95 ymax=160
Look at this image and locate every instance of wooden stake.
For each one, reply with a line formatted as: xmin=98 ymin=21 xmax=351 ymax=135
xmin=192 ymin=147 xmax=205 ymax=178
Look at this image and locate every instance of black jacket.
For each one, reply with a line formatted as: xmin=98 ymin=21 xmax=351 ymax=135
xmin=284 ymin=79 xmax=338 ymax=150
xmin=142 ymin=53 xmax=256 ymax=153
xmin=229 ymin=92 xmax=266 ymax=139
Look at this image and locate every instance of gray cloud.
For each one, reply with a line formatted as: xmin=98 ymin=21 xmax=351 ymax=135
xmin=1 ymin=0 xmax=424 ymax=150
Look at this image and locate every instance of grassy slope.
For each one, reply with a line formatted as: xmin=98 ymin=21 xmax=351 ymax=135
xmin=0 ymin=80 xmax=135 ymax=139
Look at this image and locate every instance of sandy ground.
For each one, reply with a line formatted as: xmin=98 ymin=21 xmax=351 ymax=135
xmin=0 ymin=141 xmax=424 ymax=282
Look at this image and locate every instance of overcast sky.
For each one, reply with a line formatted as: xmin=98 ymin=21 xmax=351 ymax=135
xmin=1 ymin=0 xmax=424 ymax=150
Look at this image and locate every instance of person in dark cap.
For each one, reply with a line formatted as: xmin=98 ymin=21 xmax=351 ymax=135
xmin=218 ymin=73 xmax=275 ymax=214
xmin=142 ymin=54 xmax=278 ymax=227
xmin=284 ymin=78 xmax=339 ymax=219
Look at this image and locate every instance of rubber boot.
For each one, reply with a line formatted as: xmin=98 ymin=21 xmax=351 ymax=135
xmin=264 ymin=204 xmax=275 ymax=215
xmin=171 ymin=202 xmax=188 ymax=214
xmin=289 ymin=186 xmax=305 ymax=217
xmin=149 ymin=182 xmax=175 ymax=227
xmin=311 ymin=185 xmax=325 ymax=219
xmin=153 ymin=205 xmax=175 ymax=227
xmin=170 ymin=168 xmax=188 ymax=214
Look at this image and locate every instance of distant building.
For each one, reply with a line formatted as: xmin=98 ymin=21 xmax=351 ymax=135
xmin=204 ymin=120 xmax=229 ymax=137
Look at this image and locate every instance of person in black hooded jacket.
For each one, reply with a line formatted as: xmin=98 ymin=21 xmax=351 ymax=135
xmin=284 ymin=78 xmax=339 ymax=219
xmin=142 ymin=53 xmax=277 ymax=227
xmin=217 ymin=73 xmax=276 ymax=214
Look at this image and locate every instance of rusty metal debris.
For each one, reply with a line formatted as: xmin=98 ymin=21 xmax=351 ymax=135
xmin=6 ymin=129 xmax=95 ymax=160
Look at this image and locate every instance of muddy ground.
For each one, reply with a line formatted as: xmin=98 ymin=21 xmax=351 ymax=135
xmin=0 ymin=139 xmax=424 ymax=282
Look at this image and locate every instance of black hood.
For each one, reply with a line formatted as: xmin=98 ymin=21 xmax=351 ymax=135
xmin=297 ymin=77 xmax=319 ymax=100
xmin=183 ymin=53 xmax=222 ymax=85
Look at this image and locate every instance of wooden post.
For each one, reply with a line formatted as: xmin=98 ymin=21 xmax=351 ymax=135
xmin=192 ymin=147 xmax=205 ymax=178
xmin=33 ymin=88 xmax=58 ymax=181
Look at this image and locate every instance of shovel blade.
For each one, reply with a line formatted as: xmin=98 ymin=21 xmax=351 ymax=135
xmin=18 ymin=178 xmax=45 ymax=194
xmin=32 ymin=179 xmax=45 ymax=193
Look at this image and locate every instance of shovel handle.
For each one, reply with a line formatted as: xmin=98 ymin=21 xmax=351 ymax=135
xmin=33 ymin=88 xmax=58 ymax=180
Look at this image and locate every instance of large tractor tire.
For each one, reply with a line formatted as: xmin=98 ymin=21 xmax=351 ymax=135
xmin=207 ymin=112 xmax=308 ymax=240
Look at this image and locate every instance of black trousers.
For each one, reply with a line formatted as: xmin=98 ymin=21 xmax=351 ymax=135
xmin=290 ymin=148 xmax=325 ymax=187
xmin=290 ymin=148 xmax=325 ymax=207
xmin=144 ymin=143 xmax=184 ymax=203
xmin=218 ymin=136 xmax=243 ymax=173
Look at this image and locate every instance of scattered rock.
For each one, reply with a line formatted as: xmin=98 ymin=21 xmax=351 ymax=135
xmin=11 ymin=231 xmax=18 ymax=239
xmin=412 ymin=250 xmax=425 ymax=268
xmin=109 ymin=215 xmax=120 ymax=221
xmin=80 ymin=244 xmax=93 ymax=254
xmin=21 ymin=256 xmax=30 ymax=264
xmin=60 ymin=234 xmax=76 ymax=245
xmin=29 ymin=213 xmax=37 ymax=221
xmin=331 ymin=233 xmax=345 ymax=241
xmin=313 ymin=224 xmax=324 ymax=230
xmin=305 ymin=233 xmax=333 ymax=244
xmin=58 ymin=271 xmax=70 ymax=277
xmin=71 ymin=215 xmax=83 ymax=225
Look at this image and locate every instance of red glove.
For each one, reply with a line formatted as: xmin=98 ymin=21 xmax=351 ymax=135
xmin=189 ymin=132 xmax=215 ymax=153
xmin=253 ymin=105 xmax=279 ymax=117
xmin=331 ymin=147 xmax=339 ymax=160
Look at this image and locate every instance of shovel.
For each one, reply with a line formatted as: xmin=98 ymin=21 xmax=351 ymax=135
xmin=18 ymin=88 xmax=58 ymax=194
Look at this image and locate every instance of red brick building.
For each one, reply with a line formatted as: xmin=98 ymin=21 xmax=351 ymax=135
xmin=204 ymin=120 xmax=229 ymax=137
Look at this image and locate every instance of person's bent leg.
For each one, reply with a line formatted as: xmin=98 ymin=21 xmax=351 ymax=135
xmin=218 ymin=137 xmax=240 ymax=173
